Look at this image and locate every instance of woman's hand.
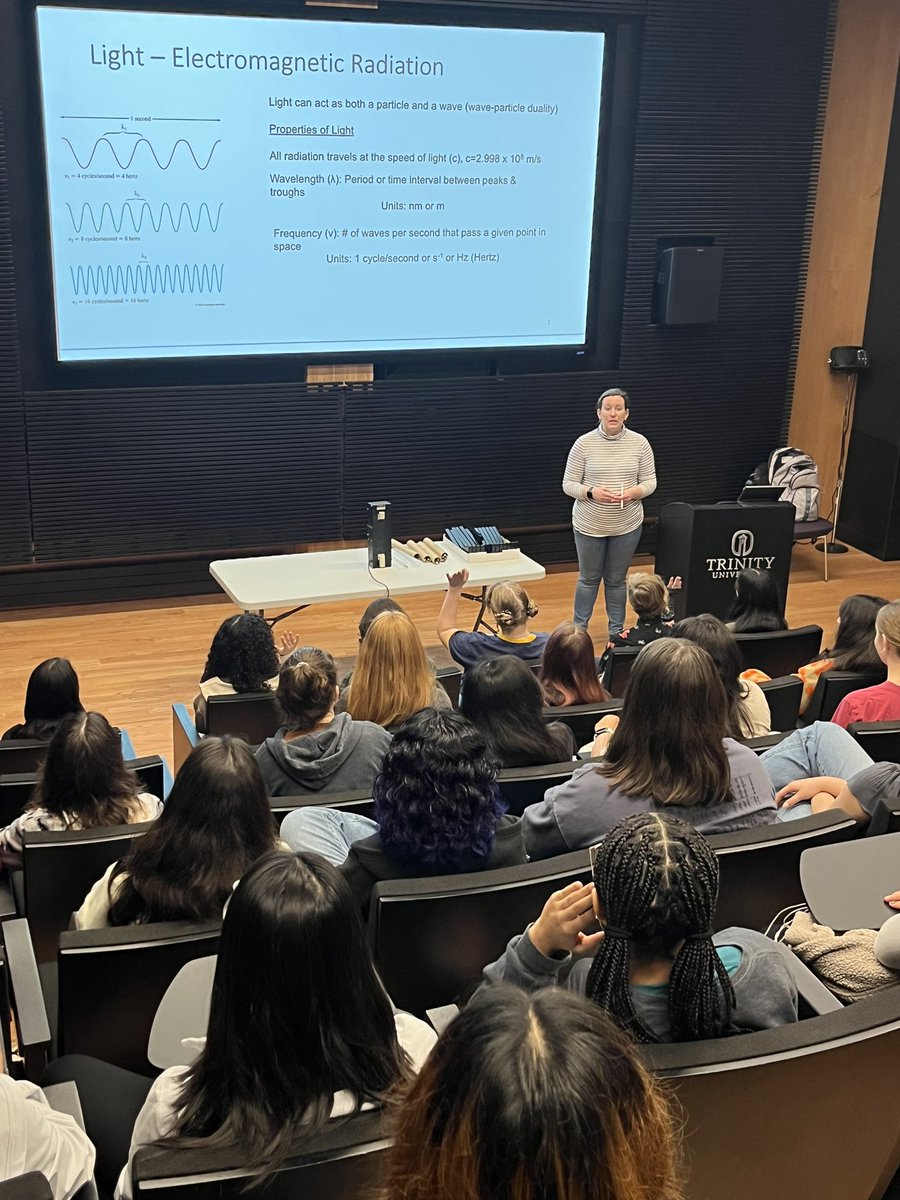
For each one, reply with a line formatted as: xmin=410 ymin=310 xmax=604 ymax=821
xmin=666 ymin=575 xmax=683 ymax=590
xmin=446 ymin=567 xmax=469 ymax=590
xmin=591 ymin=486 xmax=622 ymax=504
xmin=529 ymin=881 xmax=604 ymax=958
xmin=275 ymin=630 xmax=299 ymax=660
xmin=590 ymin=715 xmax=620 ymax=760
xmin=885 ymin=891 xmax=900 ymax=910
xmin=775 ymin=776 xmax=843 ymax=810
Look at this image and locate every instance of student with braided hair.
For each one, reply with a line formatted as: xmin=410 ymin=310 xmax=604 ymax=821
xmin=483 ymin=813 xmax=798 ymax=1043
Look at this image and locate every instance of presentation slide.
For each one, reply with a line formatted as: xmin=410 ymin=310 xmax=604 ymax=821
xmin=35 ymin=7 xmax=605 ymax=362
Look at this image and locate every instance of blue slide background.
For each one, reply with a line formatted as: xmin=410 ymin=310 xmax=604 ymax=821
xmin=36 ymin=7 xmax=604 ymax=361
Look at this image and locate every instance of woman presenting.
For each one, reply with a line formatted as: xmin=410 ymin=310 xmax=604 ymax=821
xmin=562 ymin=389 xmax=656 ymax=636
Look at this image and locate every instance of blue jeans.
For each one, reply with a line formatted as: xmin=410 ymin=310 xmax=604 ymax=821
xmin=761 ymin=722 xmax=874 ymax=822
xmin=573 ymin=525 xmax=643 ymax=636
xmin=280 ymin=806 xmax=378 ymax=866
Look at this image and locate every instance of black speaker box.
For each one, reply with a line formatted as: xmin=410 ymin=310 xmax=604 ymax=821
xmin=367 ymin=500 xmax=392 ymax=569
xmin=828 ymin=345 xmax=869 ymax=373
xmin=654 ymin=245 xmax=724 ymax=325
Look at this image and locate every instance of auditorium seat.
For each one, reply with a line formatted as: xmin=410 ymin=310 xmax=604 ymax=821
xmin=543 ymin=698 xmax=623 ymax=747
xmin=848 ymin=720 xmax=900 ymax=764
xmin=496 ymin=760 xmax=579 ymax=816
xmin=435 ymin=665 xmax=463 ymax=708
xmin=172 ymin=696 xmax=280 ymax=769
xmin=733 ymin=625 xmax=823 ymax=677
xmin=0 ymin=739 xmax=50 ymax=774
xmin=601 ymin=646 xmax=640 ymax=697
xmin=132 ymin=1108 xmax=389 ymax=1200
xmin=270 ymin=790 xmax=375 ymax=824
xmin=801 ymin=669 xmax=887 ymax=726
xmin=756 ymin=675 xmax=803 ymax=730
xmin=0 ymin=1176 xmax=54 ymax=1200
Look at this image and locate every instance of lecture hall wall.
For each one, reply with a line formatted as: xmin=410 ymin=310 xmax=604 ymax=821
xmin=0 ymin=0 xmax=893 ymax=608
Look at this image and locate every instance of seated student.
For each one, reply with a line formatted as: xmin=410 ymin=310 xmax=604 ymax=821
xmin=539 ymin=621 xmax=610 ymax=707
xmin=0 ymin=712 xmax=162 ymax=868
xmin=603 ymin=571 xmax=674 ymax=657
xmin=1 ymin=657 xmax=85 ymax=741
xmin=0 ymin=1075 xmax=96 ymax=1200
xmin=459 ymin=657 xmax=575 ymax=768
xmin=522 ymin=639 xmax=777 ymax=859
xmin=75 ymin=736 xmax=280 ymax=929
xmin=484 ymin=813 xmax=798 ymax=1042
xmin=337 ymin=609 xmax=450 ymax=731
xmin=384 ymin=985 xmax=682 ymax=1200
xmin=831 ymin=598 xmax=900 ymax=729
xmin=254 ymin=649 xmax=391 ymax=797
xmin=437 ymin=568 xmax=548 ymax=669
xmin=339 ymin=596 xmax=405 ymax=689
xmin=281 ymin=709 xmax=525 ymax=912
xmin=774 ymin=758 xmax=892 ymax=829
xmin=194 ymin=613 xmax=298 ymax=733
xmin=673 ymin=614 xmax=771 ymax=737
xmin=726 ymin=567 xmax=788 ymax=633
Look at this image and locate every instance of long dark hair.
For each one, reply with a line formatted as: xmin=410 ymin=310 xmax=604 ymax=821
xmin=460 ymin=657 xmax=572 ymax=767
xmin=539 ymin=622 xmax=608 ymax=707
xmin=672 ymin=615 xmax=745 ymax=738
xmin=385 ymin=985 xmax=682 ymax=1200
xmin=201 ymin=615 xmax=279 ymax=693
xmin=585 ymin=813 xmax=736 ymax=1044
xmin=818 ymin=594 xmax=889 ymax=671
xmin=29 ymin=712 xmax=142 ymax=827
xmin=726 ymin=568 xmax=787 ymax=633
xmin=19 ymin=658 xmax=84 ymax=740
xmin=171 ymin=851 xmax=409 ymax=1176
xmin=600 ymin=639 xmax=732 ymax=808
xmin=374 ymin=708 xmax=504 ymax=873
xmin=108 ymin=737 xmax=276 ymax=925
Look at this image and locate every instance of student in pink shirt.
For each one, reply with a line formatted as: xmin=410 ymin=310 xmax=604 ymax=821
xmin=832 ymin=599 xmax=900 ymax=729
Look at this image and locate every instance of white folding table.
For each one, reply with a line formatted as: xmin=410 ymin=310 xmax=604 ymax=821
xmin=210 ymin=543 xmax=546 ymax=627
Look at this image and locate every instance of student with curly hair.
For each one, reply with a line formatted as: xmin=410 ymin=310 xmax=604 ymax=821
xmin=1 ymin=657 xmax=85 ymax=741
xmin=194 ymin=613 xmax=298 ymax=733
xmin=460 ymin=657 xmax=575 ymax=768
xmin=281 ymin=708 xmax=524 ymax=912
xmin=483 ymin=813 xmax=797 ymax=1043
xmin=74 ymin=737 xmax=279 ymax=928
xmin=384 ymin=984 xmax=683 ymax=1200
xmin=437 ymin=568 xmax=548 ymax=669
xmin=539 ymin=621 xmax=609 ymax=708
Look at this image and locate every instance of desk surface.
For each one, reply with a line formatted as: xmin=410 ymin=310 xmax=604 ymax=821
xmin=210 ymin=544 xmax=546 ymax=613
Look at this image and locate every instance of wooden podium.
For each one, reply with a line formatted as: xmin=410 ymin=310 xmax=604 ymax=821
xmin=654 ymin=501 xmax=796 ymax=622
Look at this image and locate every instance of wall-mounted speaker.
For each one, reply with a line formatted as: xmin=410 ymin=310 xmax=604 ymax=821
xmin=828 ymin=346 xmax=869 ymax=373
xmin=654 ymin=245 xmax=724 ymax=325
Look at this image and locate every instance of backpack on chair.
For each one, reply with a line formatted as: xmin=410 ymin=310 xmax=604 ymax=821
xmin=767 ymin=446 xmax=820 ymax=521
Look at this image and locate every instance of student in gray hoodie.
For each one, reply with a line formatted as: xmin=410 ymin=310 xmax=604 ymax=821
xmin=254 ymin=648 xmax=391 ymax=798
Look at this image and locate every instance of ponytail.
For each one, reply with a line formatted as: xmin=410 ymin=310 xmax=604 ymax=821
xmin=276 ymin=648 xmax=337 ymax=729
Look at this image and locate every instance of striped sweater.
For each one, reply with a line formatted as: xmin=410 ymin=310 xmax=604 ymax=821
xmin=562 ymin=426 xmax=657 ymax=536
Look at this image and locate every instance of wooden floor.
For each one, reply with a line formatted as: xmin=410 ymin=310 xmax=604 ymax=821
xmin=1 ymin=544 xmax=897 ymax=764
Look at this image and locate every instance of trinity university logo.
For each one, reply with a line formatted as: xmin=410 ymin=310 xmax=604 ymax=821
xmin=731 ymin=529 xmax=754 ymax=558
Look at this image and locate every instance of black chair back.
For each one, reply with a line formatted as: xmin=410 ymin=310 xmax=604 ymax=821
xmin=733 ymin=625 xmax=823 ymax=676
xmin=0 ymin=1176 xmax=54 ymax=1200
xmin=270 ymin=790 xmax=375 ymax=825
xmin=848 ymin=719 xmax=900 ymax=764
xmin=57 ymin=919 xmax=221 ymax=1074
xmin=0 ymin=740 xmax=50 ymax=774
xmin=707 ymin=812 xmax=858 ymax=932
xmin=543 ymin=699 xmax=623 ymax=747
xmin=801 ymin=670 xmax=886 ymax=726
xmin=368 ymin=849 xmax=590 ymax=1016
xmin=205 ymin=692 xmax=281 ymax=743
xmin=435 ymin=666 xmax=462 ymax=709
xmin=128 ymin=756 xmax=166 ymax=799
xmin=756 ymin=675 xmax=803 ymax=731
xmin=602 ymin=647 xmax=640 ymax=697
xmin=22 ymin=822 xmax=153 ymax=964
xmin=497 ymin=761 xmax=579 ymax=817
xmin=133 ymin=1109 xmax=388 ymax=1200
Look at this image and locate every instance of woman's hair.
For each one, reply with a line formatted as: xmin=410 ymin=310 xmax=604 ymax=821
xmin=726 ymin=568 xmax=787 ymax=634
xmin=107 ymin=737 xmax=276 ymax=925
xmin=275 ymin=648 xmax=338 ymax=730
xmin=875 ymin=600 xmax=900 ymax=657
xmin=385 ymin=984 xmax=682 ymax=1200
xmin=627 ymin=572 xmax=670 ymax=620
xmin=585 ymin=813 xmax=736 ymax=1044
xmin=358 ymin=597 xmax=404 ymax=641
xmin=171 ymin=851 xmax=408 ymax=1176
xmin=20 ymin=658 xmax=84 ymax=738
xmin=345 ymin=611 xmax=434 ymax=728
xmin=539 ymin=621 xmax=608 ymax=707
xmin=672 ymin=614 xmax=745 ymax=739
xmin=600 ymin=639 xmax=732 ymax=809
xmin=822 ymin=594 xmax=890 ymax=671
xmin=597 ymin=387 xmax=630 ymax=411
xmin=29 ymin=712 xmax=141 ymax=826
xmin=373 ymin=708 xmax=504 ymax=873
xmin=200 ymin=614 xmax=279 ymax=693
xmin=460 ymin=657 xmax=573 ymax=768
xmin=485 ymin=581 xmax=538 ymax=630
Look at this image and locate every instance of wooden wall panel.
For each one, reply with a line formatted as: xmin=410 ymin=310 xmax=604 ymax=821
xmin=789 ymin=0 xmax=900 ymax=513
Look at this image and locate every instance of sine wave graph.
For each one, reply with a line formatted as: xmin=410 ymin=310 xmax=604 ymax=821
xmin=66 ymin=201 xmax=223 ymax=234
xmin=70 ymin=262 xmax=224 ymax=297
xmin=63 ymin=132 xmax=220 ymax=171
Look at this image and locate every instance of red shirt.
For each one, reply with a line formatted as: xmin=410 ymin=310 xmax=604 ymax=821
xmin=831 ymin=681 xmax=900 ymax=729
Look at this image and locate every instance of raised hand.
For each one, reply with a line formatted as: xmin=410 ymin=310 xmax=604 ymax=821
xmin=275 ymin=630 xmax=299 ymax=660
xmin=529 ymin=881 xmax=605 ymax=958
xmin=446 ymin=567 xmax=469 ymax=590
